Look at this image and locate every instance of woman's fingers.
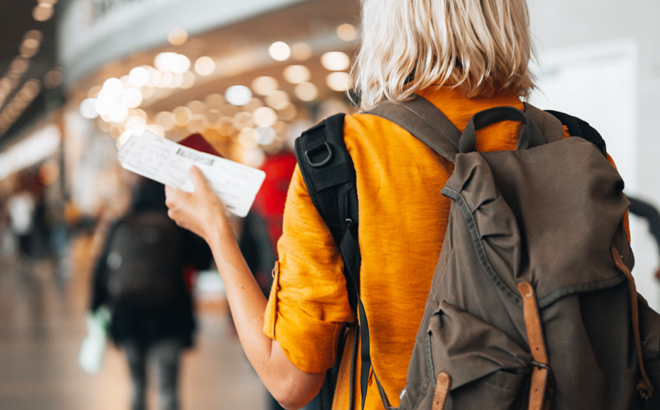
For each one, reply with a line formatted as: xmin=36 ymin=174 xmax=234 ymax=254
xmin=164 ymin=165 xmax=227 ymax=241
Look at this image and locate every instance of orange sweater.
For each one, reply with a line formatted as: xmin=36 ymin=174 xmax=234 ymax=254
xmin=264 ymin=87 xmax=576 ymax=409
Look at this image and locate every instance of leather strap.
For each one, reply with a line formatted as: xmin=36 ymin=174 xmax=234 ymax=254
xmin=611 ymin=247 xmax=654 ymax=399
xmin=518 ymin=281 xmax=551 ymax=410
xmin=432 ymin=371 xmax=451 ymax=410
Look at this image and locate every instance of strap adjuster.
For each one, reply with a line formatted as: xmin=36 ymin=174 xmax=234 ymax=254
xmin=305 ymin=142 xmax=333 ymax=167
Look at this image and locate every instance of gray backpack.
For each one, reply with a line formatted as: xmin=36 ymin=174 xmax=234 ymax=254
xmin=295 ymin=95 xmax=660 ymax=410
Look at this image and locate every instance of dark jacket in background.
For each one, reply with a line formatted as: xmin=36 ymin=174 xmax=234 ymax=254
xmin=90 ymin=178 xmax=212 ymax=348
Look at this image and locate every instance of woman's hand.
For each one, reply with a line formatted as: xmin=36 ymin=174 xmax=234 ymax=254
xmin=164 ymin=165 xmax=228 ymax=244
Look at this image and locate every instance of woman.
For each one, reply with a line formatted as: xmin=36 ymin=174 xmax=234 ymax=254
xmin=165 ymin=0 xmax=536 ymax=408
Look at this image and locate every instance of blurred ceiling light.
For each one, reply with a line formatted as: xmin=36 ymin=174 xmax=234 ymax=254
xmin=244 ymin=98 xmax=264 ymax=112
xmin=131 ymin=108 xmax=148 ymax=120
xmin=22 ymin=39 xmax=40 ymax=51
xmin=337 ymin=24 xmax=357 ymax=41
xmin=194 ymin=56 xmax=216 ymax=76
xmin=20 ymin=35 xmax=41 ymax=58
xmin=108 ymin=103 xmax=129 ymax=123
xmin=172 ymin=54 xmax=191 ymax=74
xmin=116 ymin=130 xmax=134 ymax=149
xmin=94 ymin=97 xmax=112 ymax=117
xmin=102 ymin=77 xmax=124 ymax=97
xmin=154 ymin=53 xmax=191 ymax=75
xmin=161 ymin=72 xmax=175 ymax=88
xmin=187 ymin=114 xmax=210 ymax=132
xmin=125 ymin=115 xmax=146 ymax=130
xmin=291 ymin=42 xmax=312 ymax=61
xmin=44 ymin=68 xmax=63 ymax=89
xmin=79 ymin=98 xmax=98 ymax=119
xmin=238 ymin=128 xmax=258 ymax=149
xmin=150 ymin=70 xmax=164 ymax=87
xmin=232 ymin=112 xmax=254 ymax=130
xmin=256 ymin=126 xmax=276 ymax=145
xmin=294 ymin=82 xmax=318 ymax=102
xmin=217 ymin=116 xmax=235 ymax=135
xmin=38 ymin=0 xmax=58 ymax=5
xmin=225 ymin=85 xmax=252 ymax=106
xmin=253 ymin=106 xmax=278 ymax=127
xmin=186 ymin=100 xmax=207 ymax=114
xmin=121 ymin=88 xmax=143 ymax=108
xmin=265 ymin=90 xmax=290 ymax=110
xmin=321 ymin=51 xmax=350 ymax=71
xmin=173 ymin=106 xmax=193 ymax=127
xmin=268 ymin=41 xmax=291 ymax=62
xmin=283 ymin=65 xmax=311 ymax=84
xmin=10 ymin=58 xmax=29 ymax=74
xmin=251 ymin=76 xmax=279 ymax=95
xmin=23 ymin=79 xmax=41 ymax=94
xmin=33 ymin=3 xmax=54 ymax=21
xmin=25 ymin=29 xmax=43 ymax=39
xmin=181 ymin=71 xmax=196 ymax=89
xmin=171 ymin=73 xmax=184 ymax=88
xmin=129 ymin=67 xmax=150 ymax=87
xmin=154 ymin=111 xmax=176 ymax=131
xmin=326 ymin=72 xmax=351 ymax=92
xmin=168 ymin=27 xmax=188 ymax=46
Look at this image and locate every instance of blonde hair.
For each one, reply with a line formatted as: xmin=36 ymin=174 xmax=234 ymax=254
xmin=351 ymin=0 xmax=536 ymax=110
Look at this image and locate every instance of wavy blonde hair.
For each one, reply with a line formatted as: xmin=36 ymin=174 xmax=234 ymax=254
xmin=351 ymin=0 xmax=536 ymax=110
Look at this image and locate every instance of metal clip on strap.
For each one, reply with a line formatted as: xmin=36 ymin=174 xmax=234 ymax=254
xmin=305 ymin=141 xmax=333 ymax=167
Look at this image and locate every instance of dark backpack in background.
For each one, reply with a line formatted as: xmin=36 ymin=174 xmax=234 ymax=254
xmin=295 ymin=95 xmax=660 ymax=410
xmin=105 ymin=210 xmax=182 ymax=309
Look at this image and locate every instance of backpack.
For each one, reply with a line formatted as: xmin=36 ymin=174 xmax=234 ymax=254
xmin=294 ymin=95 xmax=660 ymax=410
xmin=105 ymin=210 xmax=183 ymax=309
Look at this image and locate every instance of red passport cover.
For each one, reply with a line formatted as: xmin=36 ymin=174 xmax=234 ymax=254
xmin=178 ymin=133 xmax=222 ymax=157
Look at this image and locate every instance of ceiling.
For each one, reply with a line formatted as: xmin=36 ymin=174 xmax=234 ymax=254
xmin=0 ymin=0 xmax=59 ymax=146
xmin=0 ymin=0 xmax=362 ymax=148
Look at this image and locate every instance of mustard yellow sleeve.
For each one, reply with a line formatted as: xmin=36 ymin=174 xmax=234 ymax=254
xmin=263 ymin=164 xmax=355 ymax=374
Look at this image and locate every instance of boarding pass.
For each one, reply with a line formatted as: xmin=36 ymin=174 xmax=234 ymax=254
xmin=117 ymin=130 xmax=265 ymax=217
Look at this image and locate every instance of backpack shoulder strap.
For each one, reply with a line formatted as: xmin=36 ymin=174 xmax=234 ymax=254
xmin=546 ymin=108 xmax=608 ymax=157
xmin=366 ymin=94 xmax=462 ymax=163
xmin=524 ymin=103 xmax=565 ymax=143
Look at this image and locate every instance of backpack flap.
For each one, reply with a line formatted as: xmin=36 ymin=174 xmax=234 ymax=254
xmin=401 ymin=299 xmax=533 ymax=410
xmin=444 ymin=137 xmax=631 ymax=307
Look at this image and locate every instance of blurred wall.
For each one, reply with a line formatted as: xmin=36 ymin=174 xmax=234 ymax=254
xmin=528 ymin=0 xmax=660 ymax=308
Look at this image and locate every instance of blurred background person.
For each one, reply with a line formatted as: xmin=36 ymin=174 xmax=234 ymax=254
xmin=89 ymin=177 xmax=212 ymax=410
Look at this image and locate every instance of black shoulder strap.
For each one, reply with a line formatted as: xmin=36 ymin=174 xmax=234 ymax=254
xmin=546 ymin=110 xmax=608 ymax=157
xmin=294 ymin=113 xmax=360 ymax=311
xmin=294 ymin=113 xmax=362 ymax=410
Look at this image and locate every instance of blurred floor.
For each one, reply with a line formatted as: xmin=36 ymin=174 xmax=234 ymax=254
xmin=0 ymin=235 xmax=268 ymax=410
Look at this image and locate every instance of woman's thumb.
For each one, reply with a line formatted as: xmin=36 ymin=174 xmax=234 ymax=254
xmin=189 ymin=165 xmax=210 ymax=192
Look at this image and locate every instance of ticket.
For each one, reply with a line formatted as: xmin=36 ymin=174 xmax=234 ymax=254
xmin=118 ymin=130 xmax=265 ymax=217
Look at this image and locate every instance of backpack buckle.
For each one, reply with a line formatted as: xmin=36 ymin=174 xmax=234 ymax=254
xmin=304 ymin=142 xmax=333 ymax=167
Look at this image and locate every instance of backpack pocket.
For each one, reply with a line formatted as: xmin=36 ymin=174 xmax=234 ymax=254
xmin=410 ymin=301 xmax=532 ymax=410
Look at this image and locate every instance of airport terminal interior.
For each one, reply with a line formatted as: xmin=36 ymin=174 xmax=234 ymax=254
xmin=1 ymin=0 xmax=659 ymax=409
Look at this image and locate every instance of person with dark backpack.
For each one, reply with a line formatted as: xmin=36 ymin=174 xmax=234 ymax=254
xmin=163 ymin=0 xmax=660 ymax=409
xmin=90 ymin=177 xmax=212 ymax=410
